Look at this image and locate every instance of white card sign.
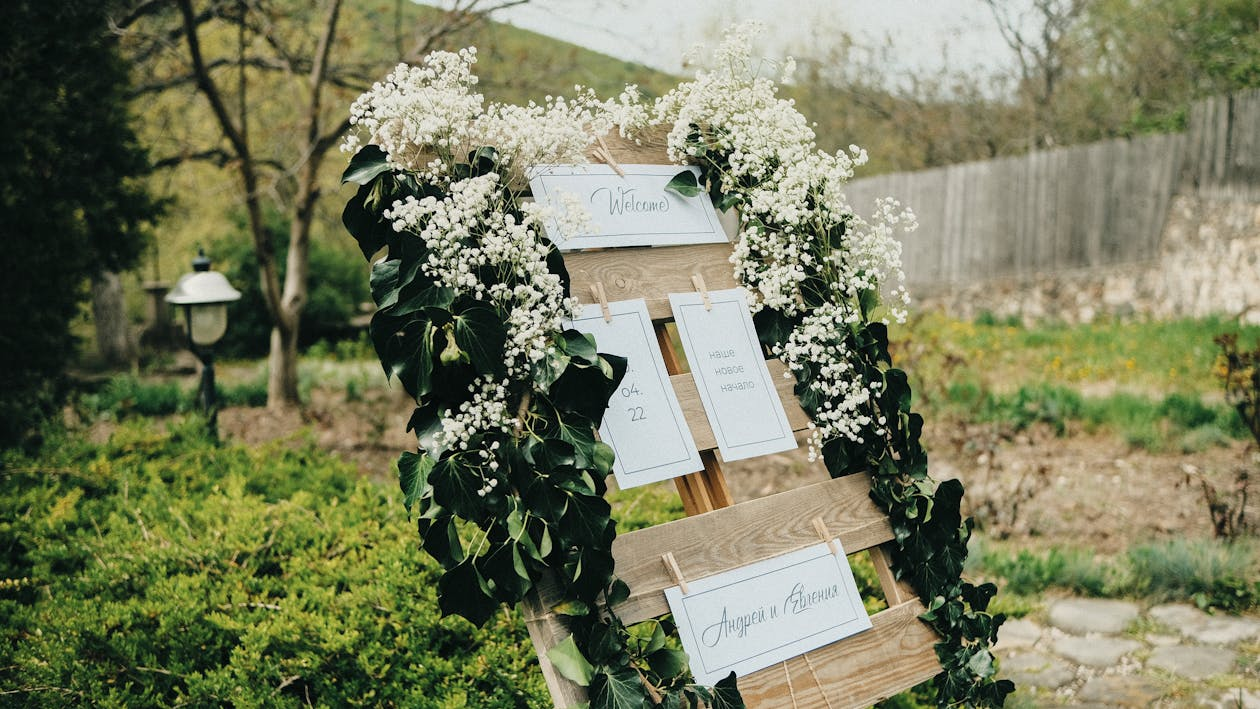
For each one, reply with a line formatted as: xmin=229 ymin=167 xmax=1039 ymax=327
xmin=665 ymin=540 xmax=873 ymax=685
xmin=528 ymin=164 xmax=728 ymax=250
xmin=669 ymin=288 xmax=797 ymax=461
xmin=567 ymin=299 xmax=705 ymax=488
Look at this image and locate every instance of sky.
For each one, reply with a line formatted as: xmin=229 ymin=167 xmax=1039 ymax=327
xmin=466 ymin=0 xmax=1022 ymax=81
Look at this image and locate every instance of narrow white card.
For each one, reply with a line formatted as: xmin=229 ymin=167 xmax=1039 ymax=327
xmin=567 ymin=299 xmax=705 ymax=488
xmin=669 ymin=288 xmax=797 ymax=461
xmin=665 ymin=540 xmax=873 ymax=686
xmin=527 ymin=164 xmax=728 ymax=250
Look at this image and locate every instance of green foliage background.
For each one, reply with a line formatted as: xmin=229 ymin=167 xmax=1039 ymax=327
xmin=0 ymin=1 xmax=161 ymax=446
xmin=210 ymin=209 xmax=371 ymax=358
xmin=0 ymin=421 xmax=548 ymax=707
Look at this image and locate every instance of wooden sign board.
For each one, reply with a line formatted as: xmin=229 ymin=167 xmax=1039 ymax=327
xmin=520 ymin=132 xmax=941 ymax=708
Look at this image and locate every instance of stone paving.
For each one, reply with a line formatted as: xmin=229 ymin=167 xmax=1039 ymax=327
xmin=996 ymin=598 xmax=1260 ymax=707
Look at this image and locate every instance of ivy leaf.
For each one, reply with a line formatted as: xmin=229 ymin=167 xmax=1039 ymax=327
xmin=534 ymin=347 xmax=571 ymax=390
xmin=429 ymin=456 xmax=485 ymax=519
xmin=646 ymin=648 xmax=688 ymax=679
xmin=420 ymin=515 xmax=464 ymax=569
xmin=370 ymin=258 xmax=401 ymax=310
xmin=452 ymin=303 xmax=508 ymax=378
xmin=547 ymin=635 xmax=595 ymax=686
xmin=342 ymin=181 xmax=390 ymax=261
xmin=397 ymin=450 xmax=434 ymax=513
xmin=561 ymin=329 xmax=599 ymax=362
xmin=341 ymin=144 xmax=391 ymax=185
xmin=710 ymin=672 xmax=745 ymax=709
xmin=436 ymin=561 xmax=494 ymax=626
xmin=966 ymin=648 xmax=996 ymax=679
xmin=590 ymin=442 xmax=616 ymax=476
xmin=589 ymin=668 xmax=650 ymax=709
xmin=664 ymin=169 xmax=702 ymax=198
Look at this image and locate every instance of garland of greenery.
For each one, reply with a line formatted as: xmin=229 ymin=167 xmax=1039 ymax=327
xmin=341 ymin=26 xmax=1011 ymax=709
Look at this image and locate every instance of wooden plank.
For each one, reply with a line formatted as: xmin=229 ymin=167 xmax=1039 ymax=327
xmin=567 ymin=243 xmax=739 ymax=322
xmin=736 ymin=599 xmax=940 ymax=709
xmin=531 ymin=475 xmax=896 ymax=625
xmin=521 ymin=586 xmax=589 ymax=707
xmin=654 ymin=321 xmax=726 ymax=514
xmin=869 ymin=543 xmax=915 ymax=607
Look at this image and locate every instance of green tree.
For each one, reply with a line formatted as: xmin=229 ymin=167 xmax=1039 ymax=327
xmin=0 ymin=1 xmax=161 ymax=447
xmin=115 ymin=0 xmax=531 ymax=409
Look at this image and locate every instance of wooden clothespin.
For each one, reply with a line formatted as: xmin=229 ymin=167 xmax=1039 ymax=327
xmin=590 ymin=282 xmax=612 ymax=323
xmin=691 ymin=273 xmax=712 ymax=311
xmin=593 ymin=135 xmax=626 ymax=177
xmin=661 ymin=552 xmax=691 ymax=595
xmin=812 ymin=517 xmax=839 ymax=557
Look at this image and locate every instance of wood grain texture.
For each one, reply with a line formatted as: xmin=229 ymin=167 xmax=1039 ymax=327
xmin=534 ymin=474 xmax=896 ymax=625
xmin=567 ymin=243 xmax=739 ymax=322
xmin=736 ymin=599 xmax=941 ymax=709
xmin=521 ymin=583 xmax=588 ymax=707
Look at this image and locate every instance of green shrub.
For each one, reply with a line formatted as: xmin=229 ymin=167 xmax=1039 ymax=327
xmin=78 ymin=375 xmax=188 ymax=419
xmin=0 ymin=420 xmax=546 ymax=707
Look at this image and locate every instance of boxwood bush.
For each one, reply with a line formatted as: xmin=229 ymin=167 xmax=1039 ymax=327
xmin=0 ymin=420 xmax=547 ymax=707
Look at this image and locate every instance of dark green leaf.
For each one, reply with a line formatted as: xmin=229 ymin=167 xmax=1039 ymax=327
xmin=452 ymin=303 xmax=508 ymax=377
xmin=709 ymin=672 xmax=744 ymax=709
xmin=646 ymin=648 xmax=687 ymax=679
xmin=397 ymin=450 xmax=434 ymax=513
xmin=341 ymin=144 xmax=391 ymax=185
xmin=430 ymin=456 xmax=486 ymax=519
xmin=589 ymin=668 xmax=650 ymax=709
xmin=664 ymin=169 xmax=703 ymax=198
xmin=342 ymin=181 xmax=390 ymax=261
xmin=436 ymin=561 xmax=494 ymax=626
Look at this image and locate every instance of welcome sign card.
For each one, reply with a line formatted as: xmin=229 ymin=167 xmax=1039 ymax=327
xmin=527 ymin=164 xmax=728 ymax=250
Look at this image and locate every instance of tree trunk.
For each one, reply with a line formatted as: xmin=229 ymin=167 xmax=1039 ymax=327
xmin=91 ymin=270 xmax=137 ymax=369
xmin=267 ymin=320 xmax=300 ymax=407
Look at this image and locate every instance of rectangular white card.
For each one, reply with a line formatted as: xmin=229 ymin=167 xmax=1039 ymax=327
xmin=527 ymin=164 xmax=728 ymax=250
xmin=566 ymin=299 xmax=705 ymax=488
xmin=666 ymin=540 xmax=874 ymax=685
xmin=669 ymin=288 xmax=797 ymax=461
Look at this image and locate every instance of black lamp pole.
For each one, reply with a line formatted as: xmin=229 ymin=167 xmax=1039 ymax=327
xmin=186 ymin=251 xmax=218 ymax=438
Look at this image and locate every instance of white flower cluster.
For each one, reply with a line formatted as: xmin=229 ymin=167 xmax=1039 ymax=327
xmin=343 ymin=49 xmax=482 ymax=172
xmin=657 ymin=23 xmax=918 ymax=457
xmin=345 ymin=49 xmax=637 ymax=184
xmin=774 ymin=304 xmax=888 ymax=461
xmin=655 ymin=23 xmax=915 ymax=322
xmin=434 ymin=377 xmax=516 ymax=452
xmin=383 ymin=173 xmax=576 ymax=381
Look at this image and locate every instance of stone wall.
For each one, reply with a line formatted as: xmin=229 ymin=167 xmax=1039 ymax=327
xmin=915 ymin=195 xmax=1260 ymax=325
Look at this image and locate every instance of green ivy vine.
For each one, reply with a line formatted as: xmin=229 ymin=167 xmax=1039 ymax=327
xmin=678 ymin=141 xmax=1015 ymax=706
xmin=342 ymin=145 xmax=743 ymax=709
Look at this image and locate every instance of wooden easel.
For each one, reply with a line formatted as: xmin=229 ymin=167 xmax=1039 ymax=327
xmin=520 ymin=133 xmax=940 ymax=708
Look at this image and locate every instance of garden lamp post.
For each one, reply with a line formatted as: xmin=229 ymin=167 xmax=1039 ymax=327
xmin=166 ymin=250 xmax=241 ymax=434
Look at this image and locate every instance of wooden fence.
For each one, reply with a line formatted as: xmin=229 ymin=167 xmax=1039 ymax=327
xmin=843 ymin=89 xmax=1260 ymax=289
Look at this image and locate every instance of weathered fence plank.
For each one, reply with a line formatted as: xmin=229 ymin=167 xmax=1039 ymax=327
xmin=843 ymin=90 xmax=1258 ymax=290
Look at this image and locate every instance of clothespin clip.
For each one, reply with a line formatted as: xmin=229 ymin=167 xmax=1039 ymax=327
xmin=590 ymin=282 xmax=612 ymax=323
xmin=812 ymin=517 xmax=839 ymax=557
xmin=593 ymin=135 xmax=626 ymax=177
xmin=691 ymin=273 xmax=712 ymax=311
xmin=661 ymin=552 xmax=691 ymax=595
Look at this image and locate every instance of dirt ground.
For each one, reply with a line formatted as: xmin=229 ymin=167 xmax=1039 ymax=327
xmin=219 ymin=384 xmax=1254 ymax=556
